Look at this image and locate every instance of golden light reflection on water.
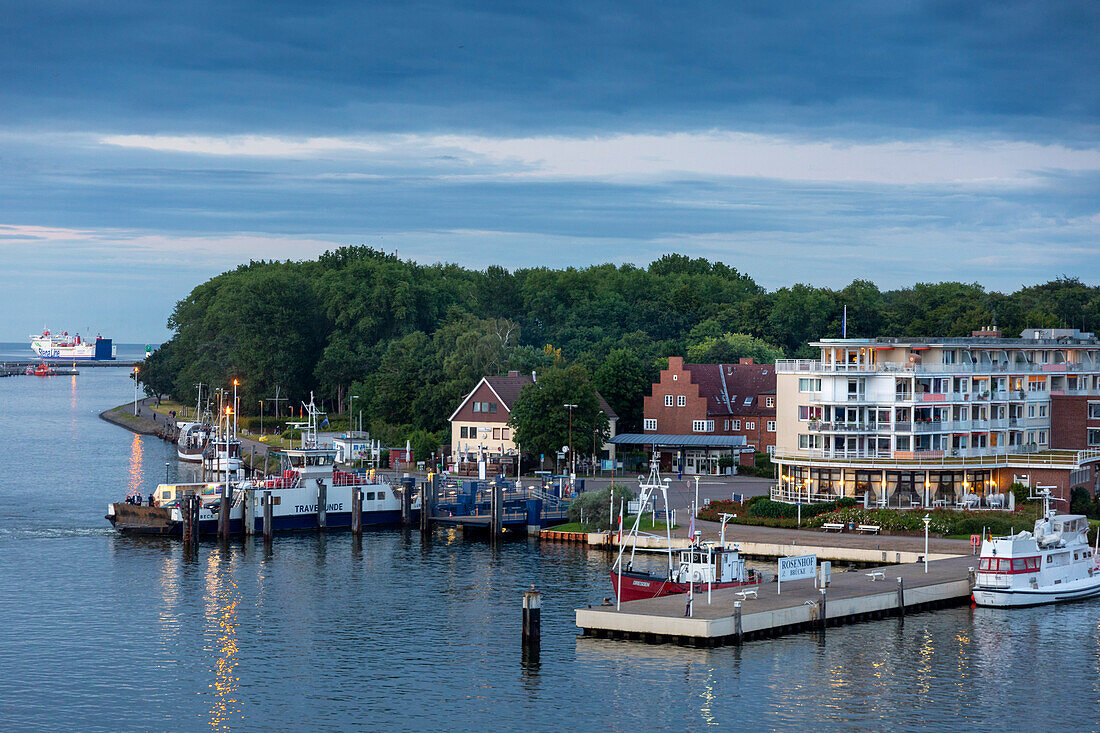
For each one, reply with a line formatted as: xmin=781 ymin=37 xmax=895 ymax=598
xmin=699 ymin=667 xmax=718 ymax=726
xmin=206 ymin=554 xmax=243 ymax=731
xmin=128 ymin=433 xmax=144 ymax=497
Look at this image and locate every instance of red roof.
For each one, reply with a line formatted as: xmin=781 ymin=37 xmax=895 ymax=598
xmin=682 ymin=362 xmax=777 ymax=417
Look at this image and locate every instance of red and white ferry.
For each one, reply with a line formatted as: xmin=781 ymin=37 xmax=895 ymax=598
xmin=973 ymin=487 xmax=1100 ymax=607
xmin=29 ymin=329 xmax=116 ymax=360
xmin=609 ymin=452 xmax=760 ymax=604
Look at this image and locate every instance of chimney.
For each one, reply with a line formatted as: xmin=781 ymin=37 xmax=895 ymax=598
xmin=739 ymin=357 xmax=754 ymax=365
xmin=971 ymin=326 xmax=1001 ymax=338
xmin=668 ymin=356 xmax=684 ymax=371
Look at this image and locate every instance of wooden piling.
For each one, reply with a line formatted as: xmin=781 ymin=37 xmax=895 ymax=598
xmin=183 ymin=494 xmax=195 ymax=549
xmin=897 ymin=577 xmax=905 ymax=622
xmin=317 ymin=479 xmax=327 ymax=530
xmin=420 ymin=475 xmax=437 ymax=533
xmin=734 ymin=601 xmax=743 ymax=644
xmin=218 ymin=483 xmax=230 ymax=541
xmin=351 ymin=487 xmax=362 ymax=535
xmin=400 ymin=477 xmax=414 ymax=526
xmin=522 ymin=590 xmax=541 ymax=649
xmin=819 ymin=588 xmax=827 ymax=632
xmin=241 ymin=489 xmax=250 ymax=538
xmin=191 ymin=495 xmax=200 ymax=545
xmin=491 ymin=482 xmax=503 ymax=538
xmin=262 ymin=490 xmax=273 ymax=542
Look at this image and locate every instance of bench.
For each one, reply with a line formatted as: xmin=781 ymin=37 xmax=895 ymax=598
xmin=735 ymin=588 xmax=758 ymax=600
xmin=866 ymin=570 xmax=886 ymax=581
xmin=857 ymin=524 xmax=881 ymax=534
xmin=822 ymin=523 xmax=845 ymax=532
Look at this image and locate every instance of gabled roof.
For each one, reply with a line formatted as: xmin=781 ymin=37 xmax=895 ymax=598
xmin=449 ymin=373 xmax=618 ymax=422
xmin=682 ymin=362 xmax=776 ymax=417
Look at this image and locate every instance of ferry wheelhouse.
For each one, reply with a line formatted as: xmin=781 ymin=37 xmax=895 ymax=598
xmin=973 ymin=488 xmax=1100 ymax=607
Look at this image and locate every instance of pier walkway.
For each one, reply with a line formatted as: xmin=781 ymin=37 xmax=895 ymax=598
xmin=577 ymin=554 xmax=975 ymax=646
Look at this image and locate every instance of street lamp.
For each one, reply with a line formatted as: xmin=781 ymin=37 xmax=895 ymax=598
xmin=258 ymin=400 xmax=263 ymax=436
xmin=132 ymin=366 xmax=140 ymax=415
xmin=922 ymin=514 xmax=931 ymax=573
xmin=232 ymin=379 xmax=239 ymax=439
xmin=564 ymin=403 xmax=577 ymax=482
xmin=349 ymin=395 xmax=359 ymax=433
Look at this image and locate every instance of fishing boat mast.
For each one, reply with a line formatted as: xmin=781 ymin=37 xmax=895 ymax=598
xmin=612 ymin=450 xmax=673 ymax=610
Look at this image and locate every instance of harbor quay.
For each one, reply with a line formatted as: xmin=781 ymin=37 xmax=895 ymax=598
xmin=577 ymin=554 xmax=976 ymax=646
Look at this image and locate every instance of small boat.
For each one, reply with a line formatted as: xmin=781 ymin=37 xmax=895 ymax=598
xmin=31 ymin=363 xmax=53 ymax=377
xmin=609 ymin=452 xmax=760 ymax=604
xmin=176 ymin=386 xmax=212 ymax=462
xmin=973 ymin=487 xmax=1100 ymax=607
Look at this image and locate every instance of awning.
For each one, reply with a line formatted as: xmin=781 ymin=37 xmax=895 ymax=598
xmin=609 ymin=433 xmax=750 ymax=449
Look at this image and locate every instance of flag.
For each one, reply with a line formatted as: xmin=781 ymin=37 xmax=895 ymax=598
xmin=320 ymin=417 xmax=329 ymax=428
xmin=617 ymin=503 xmax=623 ymax=545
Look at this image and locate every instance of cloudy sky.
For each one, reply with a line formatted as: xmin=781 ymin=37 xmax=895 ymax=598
xmin=2 ymin=1 xmax=1098 ymax=340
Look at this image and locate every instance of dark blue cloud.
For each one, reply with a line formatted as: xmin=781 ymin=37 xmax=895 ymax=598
xmin=1 ymin=1 xmax=1097 ymax=139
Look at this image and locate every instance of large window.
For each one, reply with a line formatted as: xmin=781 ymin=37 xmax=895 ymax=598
xmin=677 ymin=395 xmax=686 ymax=407
xmin=767 ymin=420 xmax=776 ymax=432
xmin=798 ymin=434 xmax=822 ymax=449
xmin=1089 ymin=429 xmax=1100 ymax=447
xmin=692 ymin=420 xmax=714 ymax=433
xmin=798 ymin=378 xmax=821 ymax=392
xmin=664 ymin=395 xmax=674 ymax=407
xmin=644 ymin=418 xmax=657 ymax=431
xmin=1089 ymin=402 xmax=1100 ymax=419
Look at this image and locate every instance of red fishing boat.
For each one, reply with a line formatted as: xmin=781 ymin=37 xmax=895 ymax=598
xmin=609 ymin=452 xmax=762 ymax=604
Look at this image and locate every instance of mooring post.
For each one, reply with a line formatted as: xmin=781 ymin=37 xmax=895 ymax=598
xmin=522 ymin=589 xmax=541 ymax=650
xmin=819 ymin=588 xmax=827 ymax=632
xmin=351 ymin=487 xmax=362 ymax=535
xmin=218 ymin=483 xmax=230 ymax=541
xmin=191 ymin=495 xmax=200 ymax=545
xmin=183 ymin=494 xmax=194 ymax=550
xmin=262 ymin=490 xmax=273 ymax=543
xmin=420 ymin=475 xmax=436 ymax=533
xmin=734 ymin=601 xmax=743 ymax=644
xmin=241 ymin=489 xmax=251 ymax=538
xmin=897 ymin=577 xmax=905 ymax=622
xmin=491 ymin=482 xmax=504 ymax=538
xmin=250 ymin=446 xmax=256 ymax=477
xmin=317 ymin=479 xmax=327 ymax=530
xmin=401 ymin=477 xmax=414 ymax=526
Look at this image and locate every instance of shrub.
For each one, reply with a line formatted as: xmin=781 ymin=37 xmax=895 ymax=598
xmin=568 ymin=484 xmax=635 ymax=530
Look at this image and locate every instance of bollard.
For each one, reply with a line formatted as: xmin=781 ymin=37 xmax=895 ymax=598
xmin=401 ymin=477 xmax=414 ymax=526
xmin=351 ymin=487 xmax=362 ymax=535
xmin=522 ymin=590 xmax=541 ymax=650
xmin=183 ymin=494 xmax=194 ymax=549
xmin=262 ymin=490 xmax=273 ymax=542
xmin=420 ymin=475 xmax=436 ymax=533
xmin=240 ymin=489 xmax=250 ymax=538
xmin=897 ymin=577 xmax=905 ymax=622
xmin=491 ymin=482 xmax=504 ymax=538
xmin=819 ymin=588 xmax=827 ymax=632
xmin=317 ymin=479 xmax=327 ymax=530
xmin=734 ymin=601 xmax=743 ymax=644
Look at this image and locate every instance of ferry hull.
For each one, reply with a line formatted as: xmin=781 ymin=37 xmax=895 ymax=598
xmin=610 ymin=570 xmax=760 ymax=603
xmin=973 ymin=578 xmax=1100 ymax=607
xmin=107 ymin=504 xmax=411 ymax=537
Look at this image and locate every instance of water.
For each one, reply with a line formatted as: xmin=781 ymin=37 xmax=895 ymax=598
xmin=2 ymin=371 xmax=1099 ymax=731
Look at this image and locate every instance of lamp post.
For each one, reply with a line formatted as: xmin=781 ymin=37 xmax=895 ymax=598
xmin=258 ymin=400 xmax=263 ymax=436
xmin=564 ymin=403 xmax=577 ymax=483
xmin=132 ymin=366 xmax=140 ymax=415
xmin=922 ymin=514 xmax=931 ymax=573
xmin=232 ymin=379 xmax=239 ymax=439
xmin=349 ymin=395 xmax=359 ymax=433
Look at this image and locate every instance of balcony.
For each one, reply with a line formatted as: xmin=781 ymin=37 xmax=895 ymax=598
xmin=807 ymin=421 xmax=886 ymax=432
xmin=776 ymin=359 xmax=1099 ymax=376
xmin=772 ymin=447 xmax=1091 ymax=469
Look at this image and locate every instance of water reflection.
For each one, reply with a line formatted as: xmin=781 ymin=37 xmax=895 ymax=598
xmin=128 ymin=433 xmax=144 ymax=499
xmin=205 ymin=552 xmax=242 ymax=731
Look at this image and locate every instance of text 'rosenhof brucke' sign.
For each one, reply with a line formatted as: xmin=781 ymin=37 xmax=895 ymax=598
xmin=777 ymin=554 xmax=817 ymax=594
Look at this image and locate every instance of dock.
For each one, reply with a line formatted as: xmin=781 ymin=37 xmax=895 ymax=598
xmin=576 ymin=555 xmax=975 ymax=646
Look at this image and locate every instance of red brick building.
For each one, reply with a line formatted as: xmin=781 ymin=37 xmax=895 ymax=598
xmin=1051 ymin=395 xmax=1100 ymax=451
xmin=638 ymin=357 xmax=777 ymax=474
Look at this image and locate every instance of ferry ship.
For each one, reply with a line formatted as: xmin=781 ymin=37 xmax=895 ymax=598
xmin=29 ymin=329 xmax=115 ymax=360
xmin=107 ymin=393 xmax=416 ymax=536
xmin=973 ymin=488 xmax=1100 ymax=607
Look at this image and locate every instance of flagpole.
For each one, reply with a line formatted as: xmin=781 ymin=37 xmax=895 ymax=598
xmin=843 ymin=305 xmax=847 ymax=338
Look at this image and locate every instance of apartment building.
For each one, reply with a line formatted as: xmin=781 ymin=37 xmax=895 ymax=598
xmin=773 ymin=328 xmax=1100 ymax=504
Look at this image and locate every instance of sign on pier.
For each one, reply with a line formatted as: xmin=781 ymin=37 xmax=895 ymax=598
xmin=777 ymin=554 xmax=817 ymax=594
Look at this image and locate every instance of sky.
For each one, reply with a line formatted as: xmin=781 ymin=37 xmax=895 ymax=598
xmin=1 ymin=1 xmax=1098 ymax=341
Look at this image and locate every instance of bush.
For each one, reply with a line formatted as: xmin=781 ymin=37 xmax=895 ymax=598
xmin=697 ymin=497 xmax=857 ymax=523
xmin=281 ymin=428 xmax=302 ymax=441
xmin=567 ymin=484 xmax=635 ymax=530
xmin=804 ymin=506 xmax=1041 ymax=536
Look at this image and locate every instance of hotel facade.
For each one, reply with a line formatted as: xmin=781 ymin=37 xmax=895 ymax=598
xmin=772 ymin=328 xmax=1100 ymax=506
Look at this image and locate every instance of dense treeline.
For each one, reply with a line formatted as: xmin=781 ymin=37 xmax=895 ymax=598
xmin=141 ymin=247 xmax=1100 ymax=452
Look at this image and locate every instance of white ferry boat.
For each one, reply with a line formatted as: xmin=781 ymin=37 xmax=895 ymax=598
xmin=30 ymin=329 xmax=115 ymax=360
xmin=107 ymin=393 xmax=416 ymax=536
xmin=973 ymin=488 xmax=1100 ymax=607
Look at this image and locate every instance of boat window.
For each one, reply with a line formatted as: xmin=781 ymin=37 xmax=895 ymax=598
xmin=1026 ymin=557 xmax=1040 ymax=571
xmin=1011 ymin=558 xmax=1027 ymax=572
xmin=979 ymin=558 xmax=992 ymax=571
xmin=377 ymin=491 xmax=386 ymax=500
xmin=365 ymin=492 xmax=375 ymax=500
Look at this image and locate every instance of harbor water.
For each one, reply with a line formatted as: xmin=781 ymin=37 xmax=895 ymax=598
xmin=2 ymin=370 xmax=1099 ymax=731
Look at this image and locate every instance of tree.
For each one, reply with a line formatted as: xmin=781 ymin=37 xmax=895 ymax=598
xmin=594 ymin=348 xmax=652 ymax=432
xmin=685 ymin=332 xmax=785 ymax=365
xmin=508 ymin=364 xmax=610 ymax=461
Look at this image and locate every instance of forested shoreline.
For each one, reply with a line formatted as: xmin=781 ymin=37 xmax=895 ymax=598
xmin=140 ymin=246 xmax=1100 ymax=454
